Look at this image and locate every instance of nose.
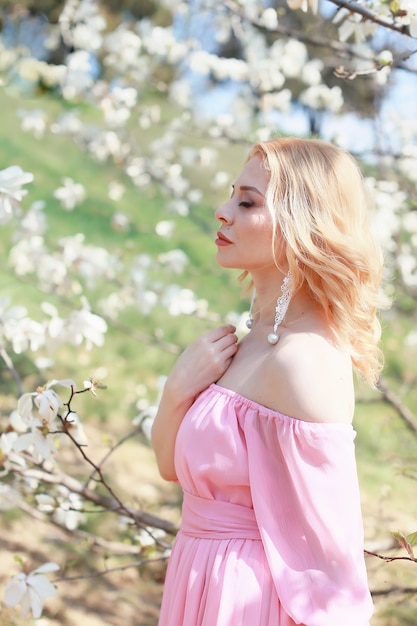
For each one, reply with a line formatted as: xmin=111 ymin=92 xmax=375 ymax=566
xmin=215 ymin=199 xmax=234 ymax=224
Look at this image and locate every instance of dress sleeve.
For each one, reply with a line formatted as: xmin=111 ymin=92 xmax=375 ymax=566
xmin=244 ymin=410 xmax=373 ymax=626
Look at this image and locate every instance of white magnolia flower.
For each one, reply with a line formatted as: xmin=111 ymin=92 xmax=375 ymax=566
xmin=0 ymin=431 xmax=27 ymax=476
xmin=398 ymin=249 xmax=417 ymax=288
xmin=400 ymin=0 xmax=417 ymax=37
xmin=135 ymin=526 xmax=166 ymax=547
xmin=36 ymin=493 xmax=56 ymax=513
xmin=162 ymin=285 xmax=198 ymax=316
xmin=301 ymin=59 xmax=324 ymax=86
xmin=287 ymin=0 xmax=318 ymax=13
xmin=165 ymin=199 xmax=189 ymax=216
xmin=0 ymin=296 xmax=46 ymax=353
xmin=104 ymin=25 xmax=142 ymax=72
xmin=133 ymin=376 xmax=167 ymax=439
xmin=4 ymin=562 xmax=59 ymax=619
xmin=405 ymin=330 xmax=417 ymax=347
xmin=66 ymin=305 xmax=108 ymax=348
xmin=3 ymin=316 xmax=46 ymax=354
xmin=13 ymin=380 xmax=74 ymax=463
xmin=300 ymin=84 xmax=344 ymax=113
xmin=13 ymin=429 xmax=56 ymax=463
xmin=59 ymin=0 xmax=106 ymax=51
xmin=51 ymin=110 xmax=82 ymax=135
xmin=36 ymin=488 xmax=86 ymax=529
xmin=0 ymin=165 xmax=34 ymax=223
xmin=53 ymin=486 xmax=86 ymax=530
xmin=9 ymin=235 xmax=46 ymax=276
xmin=54 ymin=177 xmax=86 ymax=210
xmin=8 ymin=409 xmax=28 ymax=433
xmin=108 ymin=181 xmax=125 ymax=201
xmin=62 ymin=411 xmax=88 ymax=446
xmin=188 ymin=189 xmax=202 ymax=204
xmin=262 ymin=90 xmax=292 ymax=115
xmin=134 ymin=290 xmax=158 ymax=315
xmin=15 ymin=200 xmax=47 ymax=238
xmin=18 ymin=109 xmax=48 ymax=139
xmin=158 ymin=249 xmax=189 ymax=274
xmin=261 ymin=7 xmax=278 ymax=29
xmin=333 ymin=7 xmax=377 ymax=43
xmin=211 ymin=171 xmax=230 ymax=190
xmin=280 ymin=40 xmax=308 ymax=79
xmin=62 ymin=50 xmax=95 ymax=99
xmin=18 ymin=379 xmax=74 ymax=427
xmin=111 ymin=210 xmax=130 ymax=232
xmin=156 ymin=220 xmax=175 ymax=238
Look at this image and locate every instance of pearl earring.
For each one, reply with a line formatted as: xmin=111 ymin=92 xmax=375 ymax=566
xmin=267 ymin=270 xmax=293 ymax=345
xmin=245 ymin=270 xmax=293 ymax=344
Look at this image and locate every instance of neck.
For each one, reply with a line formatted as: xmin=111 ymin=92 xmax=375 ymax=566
xmin=250 ymin=279 xmax=315 ymax=329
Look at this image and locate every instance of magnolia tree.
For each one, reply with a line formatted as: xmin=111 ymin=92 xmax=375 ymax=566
xmin=1 ymin=0 xmax=417 ymax=621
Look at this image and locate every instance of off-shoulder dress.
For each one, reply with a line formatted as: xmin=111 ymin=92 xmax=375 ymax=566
xmin=157 ymin=383 xmax=373 ymax=626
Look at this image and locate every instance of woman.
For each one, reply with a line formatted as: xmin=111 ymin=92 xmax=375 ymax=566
xmin=152 ymin=137 xmax=387 ymax=626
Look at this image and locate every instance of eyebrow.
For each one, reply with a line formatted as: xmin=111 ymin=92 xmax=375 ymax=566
xmin=232 ymin=185 xmax=264 ymax=197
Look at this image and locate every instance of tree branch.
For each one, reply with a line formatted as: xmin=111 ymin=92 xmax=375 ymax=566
xmin=0 ymin=344 xmax=23 ymax=396
xmin=371 ymin=585 xmax=417 ymax=597
xmin=377 ymin=377 xmax=417 ymax=436
xmin=13 ymin=464 xmax=177 ymax=535
xmin=365 ymin=549 xmax=417 ymax=564
xmin=328 ymin=0 xmax=411 ymax=36
xmin=18 ymin=500 xmax=158 ymax=556
xmin=52 ymin=555 xmax=168 ymax=584
xmin=222 ymin=0 xmax=417 ymax=75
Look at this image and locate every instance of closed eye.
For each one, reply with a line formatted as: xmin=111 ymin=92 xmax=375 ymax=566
xmin=239 ymin=201 xmax=254 ymax=208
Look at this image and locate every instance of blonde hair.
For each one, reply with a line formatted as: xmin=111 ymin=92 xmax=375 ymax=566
xmin=246 ymin=137 xmax=389 ymax=387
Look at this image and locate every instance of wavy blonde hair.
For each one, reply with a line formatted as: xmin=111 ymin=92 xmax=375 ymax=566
xmin=246 ymin=137 xmax=389 ymax=387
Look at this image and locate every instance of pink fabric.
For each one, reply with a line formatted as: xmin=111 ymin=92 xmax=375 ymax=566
xmin=158 ymin=384 xmax=373 ymax=626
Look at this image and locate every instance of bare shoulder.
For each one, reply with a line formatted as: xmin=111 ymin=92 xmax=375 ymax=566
xmin=266 ymin=330 xmax=355 ymax=424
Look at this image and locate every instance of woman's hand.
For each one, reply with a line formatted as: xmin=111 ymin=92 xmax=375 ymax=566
xmin=165 ymin=324 xmax=238 ymax=403
xmin=151 ymin=325 xmax=238 ymax=481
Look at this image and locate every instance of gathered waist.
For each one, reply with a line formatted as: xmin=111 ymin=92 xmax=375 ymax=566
xmin=179 ymin=491 xmax=261 ymax=540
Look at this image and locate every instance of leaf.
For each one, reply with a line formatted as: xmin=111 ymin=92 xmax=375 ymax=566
xmin=391 ymin=530 xmax=415 ymax=558
xmin=406 ymin=531 xmax=417 ymax=547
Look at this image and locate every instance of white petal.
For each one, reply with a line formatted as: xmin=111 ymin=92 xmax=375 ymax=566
xmin=31 ymin=562 xmax=60 ymax=575
xmin=17 ymin=393 xmax=34 ymax=418
xmin=28 ymin=586 xmax=44 ymax=618
xmin=4 ymin=574 xmax=27 ymax=605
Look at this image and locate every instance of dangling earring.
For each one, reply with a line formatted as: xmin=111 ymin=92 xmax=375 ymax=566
xmin=246 ymin=288 xmax=256 ymax=329
xmin=267 ymin=270 xmax=293 ymax=345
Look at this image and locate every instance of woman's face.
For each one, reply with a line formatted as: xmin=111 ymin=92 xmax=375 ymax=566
xmin=215 ymin=155 xmax=278 ymax=273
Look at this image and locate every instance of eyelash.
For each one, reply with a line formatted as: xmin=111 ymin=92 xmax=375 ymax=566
xmin=239 ymin=201 xmax=254 ymax=208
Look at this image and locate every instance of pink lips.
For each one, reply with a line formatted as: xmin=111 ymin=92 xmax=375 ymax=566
xmin=215 ymin=231 xmax=233 ymax=246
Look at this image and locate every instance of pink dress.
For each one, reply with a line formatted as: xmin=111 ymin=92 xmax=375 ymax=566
xmin=158 ymin=384 xmax=373 ymax=626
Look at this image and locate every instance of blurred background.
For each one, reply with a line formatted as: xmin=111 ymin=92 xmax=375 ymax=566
xmin=1 ymin=1 xmax=417 ymax=624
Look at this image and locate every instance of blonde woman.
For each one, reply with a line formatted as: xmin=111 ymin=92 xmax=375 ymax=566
xmin=152 ymin=137 xmax=387 ymax=626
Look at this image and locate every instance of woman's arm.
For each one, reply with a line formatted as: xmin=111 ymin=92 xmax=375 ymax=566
xmin=151 ymin=324 xmax=238 ymax=481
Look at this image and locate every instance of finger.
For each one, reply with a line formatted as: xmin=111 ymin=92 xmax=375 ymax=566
xmin=216 ymin=331 xmax=238 ymax=352
xmin=208 ymin=325 xmax=236 ymax=342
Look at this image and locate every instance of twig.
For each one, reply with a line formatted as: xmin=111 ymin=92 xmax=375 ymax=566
xmin=371 ymin=585 xmax=417 ymax=597
xmin=83 ymin=425 xmax=144 ymax=490
xmin=52 ymin=555 xmax=168 ymax=584
xmin=365 ymin=549 xmax=417 ymax=563
xmin=17 ymin=501 xmax=159 ymax=556
xmin=222 ymin=0 xmax=417 ymax=74
xmin=377 ymin=377 xmax=417 ymax=436
xmin=328 ymin=0 xmax=410 ymax=36
xmin=0 ymin=344 xmax=23 ymax=396
xmin=12 ymin=465 xmax=177 ymax=535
